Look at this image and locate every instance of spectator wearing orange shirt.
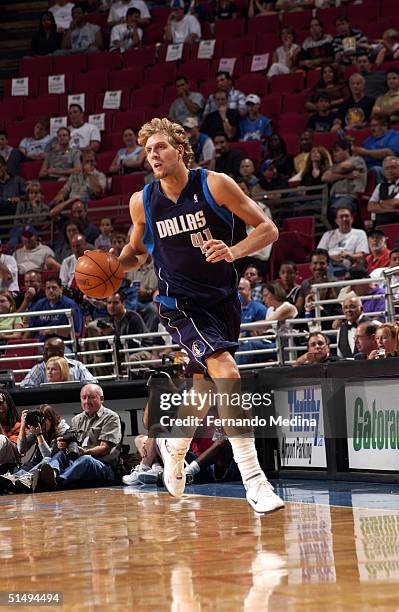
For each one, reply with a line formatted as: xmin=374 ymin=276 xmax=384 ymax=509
xmin=366 ymin=229 xmax=391 ymax=274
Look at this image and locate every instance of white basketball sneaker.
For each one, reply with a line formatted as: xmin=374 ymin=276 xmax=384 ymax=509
xmin=122 ymin=464 xmax=148 ymax=486
xmin=156 ymin=438 xmax=187 ymax=497
xmin=245 ymin=479 xmax=285 ymax=514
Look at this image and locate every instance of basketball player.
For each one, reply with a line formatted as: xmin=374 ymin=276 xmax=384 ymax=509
xmin=115 ymin=118 xmax=284 ymax=514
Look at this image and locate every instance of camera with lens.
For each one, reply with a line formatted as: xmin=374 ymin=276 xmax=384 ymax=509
xmin=60 ymin=431 xmax=80 ymax=461
xmin=25 ymin=410 xmax=45 ymax=429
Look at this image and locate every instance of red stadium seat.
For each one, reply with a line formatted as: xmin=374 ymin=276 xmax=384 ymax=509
xmin=58 ymin=91 xmax=95 ymax=114
xmin=110 ymin=173 xmax=146 ymax=195
xmin=347 ymin=1 xmax=380 ymax=25
xmin=283 ymin=216 xmax=315 ymax=251
xmin=143 ymin=23 xmax=166 ymax=45
xmin=0 ymin=99 xmax=24 ymax=122
xmin=270 ymin=72 xmax=305 ymax=94
xmin=87 ymin=51 xmax=123 ymax=73
xmin=132 ymin=84 xmax=164 ymax=108
xmin=296 ymin=262 xmax=312 ymax=282
xmin=222 ymin=36 xmax=255 ymax=59
xmin=381 ymin=0 xmax=397 ymax=19
xmin=41 ymin=181 xmax=65 ymax=203
xmin=255 ymin=34 xmax=281 ymax=55
xmin=277 ymin=113 xmax=308 ymax=134
xmin=306 ymin=69 xmax=322 ymax=89
xmin=179 ymin=59 xmax=210 ymax=83
xmin=7 ymin=120 xmax=37 ymax=144
xmin=313 ymin=132 xmax=339 ymax=150
xmin=281 ymin=133 xmax=300 ymax=156
xmin=38 ymin=73 xmax=75 ymax=96
xmin=215 ymin=18 xmax=245 ymax=39
xmin=210 ymin=57 xmax=244 ymax=79
xmin=109 ymin=67 xmax=143 ymax=91
xmin=269 ymin=231 xmax=310 ymax=279
xmin=86 ymin=12 xmax=108 ymax=29
xmin=101 ymin=132 xmax=123 ymax=151
xmin=235 ymin=73 xmax=268 ymax=97
xmin=87 ymin=195 xmax=121 ymax=210
xmin=248 ymin=15 xmax=279 ymax=36
xmin=75 ymin=70 xmax=109 ymax=94
xmin=23 ymin=96 xmax=59 ymax=120
xmin=19 ymin=161 xmax=42 ymax=181
xmin=151 ymin=6 xmax=170 ymax=25
xmin=4 ymin=76 xmax=38 ymax=98
xmin=283 ymin=90 xmax=311 ymax=113
xmin=345 ymin=128 xmax=371 ymax=146
xmin=158 ymin=42 xmax=191 ymax=63
xmin=112 ymin=110 xmax=147 ymax=132
xmin=145 ymin=62 xmax=178 ymax=86
xmin=94 ymin=151 xmax=117 ymax=175
xmin=95 ymin=90 xmax=130 ymax=112
xmin=282 ymin=10 xmax=313 ymax=31
xmin=20 ymin=56 xmax=53 ymax=78
xmin=3 ymin=339 xmax=40 ymax=383
xmin=123 ymin=46 xmax=157 ymax=69
xmin=316 ymin=6 xmax=346 ymax=23
xmin=230 ymin=141 xmax=262 ymax=161
xmin=375 ymin=224 xmax=399 ymax=249
xmin=53 ymin=53 xmax=87 ymax=74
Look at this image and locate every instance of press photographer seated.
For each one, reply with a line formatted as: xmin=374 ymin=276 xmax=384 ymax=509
xmin=0 ymin=405 xmax=69 ymax=492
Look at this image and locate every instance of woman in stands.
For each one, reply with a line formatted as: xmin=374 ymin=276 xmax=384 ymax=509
xmin=262 ymin=282 xmax=298 ymax=326
xmin=266 ymin=133 xmax=294 ymax=178
xmin=306 ymin=64 xmax=350 ymax=112
xmin=368 ymin=323 xmax=399 ymax=359
xmin=44 ymin=356 xmax=70 ymax=383
xmin=0 ymin=404 xmax=69 ymax=492
xmin=300 ymin=146 xmax=331 ymax=186
xmin=0 ymin=391 xmax=20 ymax=473
xmin=31 ymin=11 xmax=62 ymax=56
xmin=54 ymin=217 xmax=87 ymax=262
xmin=268 ymin=26 xmax=300 ymax=77
xmin=373 ymin=68 xmax=399 ymax=125
xmin=108 ymin=128 xmax=146 ymax=175
xmin=0 ymin=292 xmax=25 ymax=343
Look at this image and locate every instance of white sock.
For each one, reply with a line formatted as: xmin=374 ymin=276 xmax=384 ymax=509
xmin=185 ymin=460 xmax=200 ymax=475
xmin=229 ymin=437 xmax=266 ymax=487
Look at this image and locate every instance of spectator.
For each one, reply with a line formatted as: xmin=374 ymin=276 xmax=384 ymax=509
xmin=318 ymin=207 xmax=368 ymax=275
xmin=168 ymin=76 xmax=205 ymax=126
xmin=332 ymin=15 xmax=369 ymax=66
xmin=94 ymin=218 xmax=113 ymax=251
xmin=182 ymin=117 xmax=215 ymax=169
xmin=295 ymin=248 xmax=337 ymax=317
xmin=277 ymin=261 xmax=300 ymax=304
xmin=108 ymin=127 xmax=146 ymax=174
xmin=235 ymin=277 xmax=268 ymax=365
xmin=356 ymin=53 xmax=387 ymax=99
xmin=300 ymin=145 xmax=331 ymax=186
xmin=373 ymin=69 xmax=399 ymax=126
xmin=257 ymin=159 xmax=289 ymax=194
xmin=367 ymin=156 xmax=399 ymax=225
xmin=52 ymin=150 xmax=105 ymax=204
xmin=0 ymin=245 xmax=19 ymax=293
xmin=248 ymin=0 xmax=275 ymax=17
xmin=31 ymin=11 xmax=63 ymax=55
xmin=293 ymin=331 xmax=333 ymax=366
xmin=348 ymin=268 xmax=386 ymax=319
xmin=50 ymin=0 xmax=75 ymax=32
xmin=306 ymin=93 xmax=335 ymax=132
xmin=0 ymin=391 xmax=20 ymax=472
xmin=125 ymin=255 xmax=159 ymax=331
xmin=54 ymin=217 xmax=86 ymax=262
xmin=20 ymin=337 xmax=96 ymax=388
xmin=322 ymin=139 xmax=367 ymax=217
xmin=306 ymin=64 xmax=350 ymax=112
xmin=16 ymin=270 xmax=45 ymax=313
xmin=1 ymin=404 xmax=70 ymax=491
xmin=298 ymin=17 xmax=334 ymax=71
xmin=262 ymin=281 xmax=298 ymax=323
xmin=201 ymin=89 xmax=240 ymax=140
xmin=375 ymin=29 xmax=399 ymax=69
xmin=243 ymin=264 xmax=263 ymax=302
xmin=27 ymin=276 xmax=83 ymax=342
xmin=60 ymin=233 xmax=87 ymax=287
xmin=19 ymin=384 xmax=121 ymax=491
xmin=267 ymin=133 xmax=294 ymax=179
xmin=14 ymin=181 xmax=49 ymax=227
xmin=105 ymin=290 xmax=147 ymax=351
xmin=52 ymin=200 xmax=100 ymax=245
xmin=14 ymin=225 xmax=60 ymax=275
xmin=268 ymin=26 xmax=300 ymax=77
xmin=353 ymin=112 xmax=399 ymax=181
xmin=7 ymin=118 xmax=54 ymax=176
xmin=165 ymin=0 xmax=201 ymax=45
xmin=366 ymin=229 xmax=390 ymax=274
xmin=239 ymin=94 xmax=272 ymax=144
xmin=354 ymin=320 xmax=380 ymax=360
xmin=0 ymin=130 xmax=13 ymax=173
xmin=275 ymin=0 xmax=313 ymax=10
xmin=203 ymin=71 xmax=246 ymax=117
xmin=337 ymin=295 xmax=366 ymax=358
xmin=368 ymin=323 xmax=399 ymax=359
xmin=332 ymin=73 xmax=375 ymax=132
xmin=236 ymin=158 xmax=261 ymax=194
xmin=293 ymin=130 xmax=314 ymax=176
xmin=0 ymin=292 xmax=25 ymax=342
xmin=68 ymin=104 xmax=101 ymax=152
xmin=59 ymin=5 xmax=104 ymax=53
xmin=109 ymin=7 xmax=143 ymax=51
xmin=39 ymin=127 xmax=81 ymax=181
xmin=45 ymin=356 xmax=70 ymax=383
xmin=212 ymin=133 xmax=244 ymax=176
xmin=107 ymin=0 xmax=150 ymax=28
xmin=370 ymin=249 xmax=399 ymax=288
xmin=214 ymin=0 xmax=238 ymax=20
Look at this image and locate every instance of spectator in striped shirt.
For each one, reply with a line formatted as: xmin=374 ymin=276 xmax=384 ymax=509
xmin=332 ymin=16 xmax=369 ymax=66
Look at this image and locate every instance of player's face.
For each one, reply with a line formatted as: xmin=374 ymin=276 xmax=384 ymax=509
xmin=145 ymin=133 xmax=182 ymax=179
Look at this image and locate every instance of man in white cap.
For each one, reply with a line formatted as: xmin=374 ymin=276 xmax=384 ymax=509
xmin=164 ymin=0 xmax=201 ymax=44
xmin=182 ymin=117 xmax=215 ymax=169
xmin=239 ymin=94 xmax=272 ymax=146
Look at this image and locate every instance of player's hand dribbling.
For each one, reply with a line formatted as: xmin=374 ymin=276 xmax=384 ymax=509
xmin=203 ymin=239 xmax=234 ymax=263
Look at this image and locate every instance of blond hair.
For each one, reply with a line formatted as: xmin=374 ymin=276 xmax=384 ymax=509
xmin=45 ymin=356 xmax=70 ymax=382
xmin=138 ymin=117 xmax=194 ymax=166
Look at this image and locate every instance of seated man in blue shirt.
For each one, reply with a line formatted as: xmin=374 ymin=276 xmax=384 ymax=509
xmin=236 ymin=277 xmax=269 ymax=365
xmin=27 ymin=276 xmax=83 ymax=344
xmin=352 ymin=112 xmax=399 ymax=182
xmin=239 ymin=94 xmax=272 ymax=147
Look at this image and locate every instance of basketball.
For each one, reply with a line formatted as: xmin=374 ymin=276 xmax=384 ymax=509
xmin=74 ymin=250 xmax=124 ymax=299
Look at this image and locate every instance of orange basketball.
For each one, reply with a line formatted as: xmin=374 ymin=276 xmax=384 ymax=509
xmin=74 ymin=250 xmax=124 ymax=299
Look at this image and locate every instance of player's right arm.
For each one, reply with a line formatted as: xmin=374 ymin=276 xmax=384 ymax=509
xmin=118 ymin=191 xmax=149 ymax=272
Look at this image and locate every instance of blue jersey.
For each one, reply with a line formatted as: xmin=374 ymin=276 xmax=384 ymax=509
xmin=142 ymin=168 xmax=237 ymax=306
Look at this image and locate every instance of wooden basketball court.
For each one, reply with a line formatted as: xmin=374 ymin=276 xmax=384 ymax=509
xmin=1 ymin=481 xmax=399 ymax=611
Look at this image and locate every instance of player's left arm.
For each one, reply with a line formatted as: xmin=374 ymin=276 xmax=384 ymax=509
xmin=204 ymin=172 xmax=278 ymax=263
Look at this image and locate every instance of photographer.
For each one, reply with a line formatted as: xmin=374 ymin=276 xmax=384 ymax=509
xmin=0 ymin=405 xmax=69 ymax=492
xmin=0 ymin=391 xmax=20 ymax=473
xmin=29 ymin=384 xmax=121 ymax=491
